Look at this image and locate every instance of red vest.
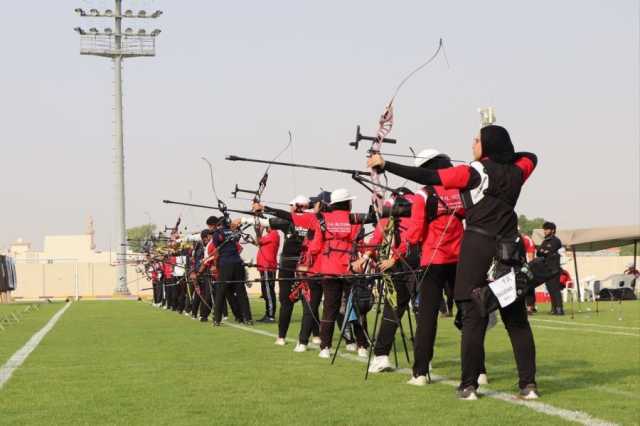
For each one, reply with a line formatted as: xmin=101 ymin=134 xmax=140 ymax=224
xmin=312 ymin=210 xmax=357 ymax=275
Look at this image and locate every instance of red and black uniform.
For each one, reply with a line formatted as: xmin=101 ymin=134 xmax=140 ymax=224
xmin=162 ymin=256 xmax=177 ymax=310
xmin=149 ymin=262 xmax=163 ymax=305
xmin=406 ymin=186 xmax=465 ymax=377
xmin=264 ymin=207 xmax=318 ymax=340
xmin=256 ymin=229 xmax=280 ymax=319
xmin=291 ymin=211 xmax=324 ymax=345
xmin=308 ymin=209 xmax=368 ymax=350
xmin=382 ymin=143 xmax=538 ymax=391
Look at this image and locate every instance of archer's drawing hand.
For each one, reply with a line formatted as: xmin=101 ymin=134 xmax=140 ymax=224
xmin=231 ymin=218 xmax=242 ymax=229
xmin=351 ymin=258 xmax=367 ymax=273
xmin=367 ymin=154 xmax=385 ymax=170
xmin=252 ymin=203 xmax=264 ymax=214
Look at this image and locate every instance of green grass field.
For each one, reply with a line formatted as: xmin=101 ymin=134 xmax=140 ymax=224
xmin=0 ymin=299 xmax=638 ymax=425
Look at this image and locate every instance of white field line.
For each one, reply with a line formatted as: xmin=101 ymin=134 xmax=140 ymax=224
xmin=534 ymin=377 xmax=640 ymax=400
xmin=0 ymin=302 xmax=71 ymax=390
xmin=221 ymin=321 xmax=618 ymax=426
xmin=532 ymin=325 xmax=638 ymax=337
xmin=529 ymin=318 xmax=640 ymax=331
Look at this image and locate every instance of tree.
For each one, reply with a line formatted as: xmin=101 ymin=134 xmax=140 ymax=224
xmin=620 ymin=243 xmax=638 ymax=257
xmin=518 ymin=214 xmax=546 ymax=236
xmin=127 ymin=224 xmax=157 ymax=253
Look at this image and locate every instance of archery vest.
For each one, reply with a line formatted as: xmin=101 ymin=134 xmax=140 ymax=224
xmin=461 ymin=159 xmax=524 ymax=239
xmin=419 ymin=186 xmax=465 ymax=222
xmin=317 ymin=210 xmax=354 ymax=275
xmin=417 ymin=186 xmax=465 ymax=266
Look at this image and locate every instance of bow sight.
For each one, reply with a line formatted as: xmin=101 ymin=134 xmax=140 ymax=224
xmin=231 ymin=184 xmax=260 ymax=199
xmin=349 ymin=125 xmax=397 ymax=150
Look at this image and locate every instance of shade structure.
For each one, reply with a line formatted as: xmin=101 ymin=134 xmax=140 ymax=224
xmin=532 ymin=225 xmax=640 ymax=252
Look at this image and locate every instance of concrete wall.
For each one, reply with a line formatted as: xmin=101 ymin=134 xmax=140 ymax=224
xmin=11 ymin=262 xmax=150 ymax=300
xmin=9 ymin=262 xmax=262 ymax=300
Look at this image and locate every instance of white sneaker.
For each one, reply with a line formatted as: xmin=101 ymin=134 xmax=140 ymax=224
xmin=311 ymin=336 xmax=321 ymax=345
xmin=318 ymin=348 xmax=331 ymax=359
xmin=345 ymin=343 xmax=357 ymax=352
xmin=357 ymin=347 xmax=368 ymax=358
xmin=368 ymin=355 xmax=393 ymax=373
xmin=293 ymin=343 xmax=307 ymax=353
xmin=274 ymin=338 xmax=286 ymax=346
xmin=478 ymin=373 xmax=489 ymax=386
xmin=407 ymin=375 xmax=427 ymax=386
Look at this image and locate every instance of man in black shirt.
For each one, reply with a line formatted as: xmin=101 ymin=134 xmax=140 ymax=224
xmin=537 ymin=222 xmax=564 ymax=315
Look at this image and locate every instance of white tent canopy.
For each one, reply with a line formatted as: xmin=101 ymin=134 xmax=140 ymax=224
xmin=532 ymin=225 xmax=640 ymax=252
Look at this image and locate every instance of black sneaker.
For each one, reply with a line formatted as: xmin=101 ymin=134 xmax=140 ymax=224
xmin=213 ymin=321 xmax=222 ymax=327
xmin=456 ymin=386 xmax=478 ymax=400
xmin=244 ymin=320 xmax=254 ymax=326
xmin=200 ymin=317 xmax=208 ymax=323
xmin=263 ymin=317 xmax=275 ymax=323
xmin=256 ymin=316 xmax=270 ymax=323
xmin=519 ymin=384 xmax=540 ymax=400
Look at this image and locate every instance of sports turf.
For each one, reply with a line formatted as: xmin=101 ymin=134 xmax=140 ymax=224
xmin=0 ymin=299 xmax=638 ymax=425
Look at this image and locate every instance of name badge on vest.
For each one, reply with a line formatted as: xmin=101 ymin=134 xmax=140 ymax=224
xmin=489 ymin=271 xmax=517 ymax=308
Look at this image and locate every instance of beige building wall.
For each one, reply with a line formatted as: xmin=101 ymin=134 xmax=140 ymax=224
xmin=10 ymin=262 xmax=262 ymax=300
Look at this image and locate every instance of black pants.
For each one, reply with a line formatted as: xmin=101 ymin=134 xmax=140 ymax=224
xmin=374 ymin=272 xmax=411 ymax=356
xmin=456 ymin=230 xmax=536 ymax=390
xmin=545 ymin=276 xmax=563 ymax=313
xmin=412 ymin=263 xmax=457 ymax=376
xmin=277 ymin=260 xmax=298 ymax=338
xmin=525 ymin=286 xmax=537 ymax=311
xmin=175 ymin=278 xmax=186 ymax=313
xmin=459 ymin=299 xmax=536 ymax=389
xmin=191 ymin=278 xmax=203 ymax=318
xmin=214 ymin=262 xmax=252 ymax=324
xmin=440 ymin=279 xmax=455 ymax=315
xmin=299 ymin=281 xmax=322 ymax=345
xmin=152 ymin=280 xmax=162 ymax=304
xmin=260 ymin=270 xmax=277 ymax=318
xmin=165 ymin=278 xmax=177 ymax=310
xmin=201 ymin=275 xmax=227 ymax=320
xmin=320 ymin=279 xmax=367 ymax=349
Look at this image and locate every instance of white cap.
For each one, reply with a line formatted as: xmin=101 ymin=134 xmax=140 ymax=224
xmin=330 ymin=188 xmax=357 ymax=204
xmin=289 ymin=195 xmax=310 ymax=206
xmin=414 ymin=148 xmax=449 ymax=167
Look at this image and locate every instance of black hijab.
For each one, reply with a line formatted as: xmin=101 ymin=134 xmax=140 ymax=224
xmin=480 ymin=125 xmax=515 ymax=164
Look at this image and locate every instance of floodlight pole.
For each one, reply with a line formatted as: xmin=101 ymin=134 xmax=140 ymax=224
xmin=113 ymin=0 xmax=127 ymax=295
xmin=74 ymin=1 xmax=162 ymax=295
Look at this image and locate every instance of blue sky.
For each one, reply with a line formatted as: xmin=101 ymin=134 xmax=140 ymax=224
xmin=0 ymin=0 xmax=637 ymax=250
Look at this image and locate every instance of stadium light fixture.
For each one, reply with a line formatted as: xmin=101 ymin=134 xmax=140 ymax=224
xmin=74 ymin=8 xmax=86 ymax=16
xmin=151 ymin=10 xmax=163 ymax=18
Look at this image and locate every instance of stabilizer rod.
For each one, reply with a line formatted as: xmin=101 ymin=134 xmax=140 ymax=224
xmin=226 ymin=155 xmax=371 ymax=177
